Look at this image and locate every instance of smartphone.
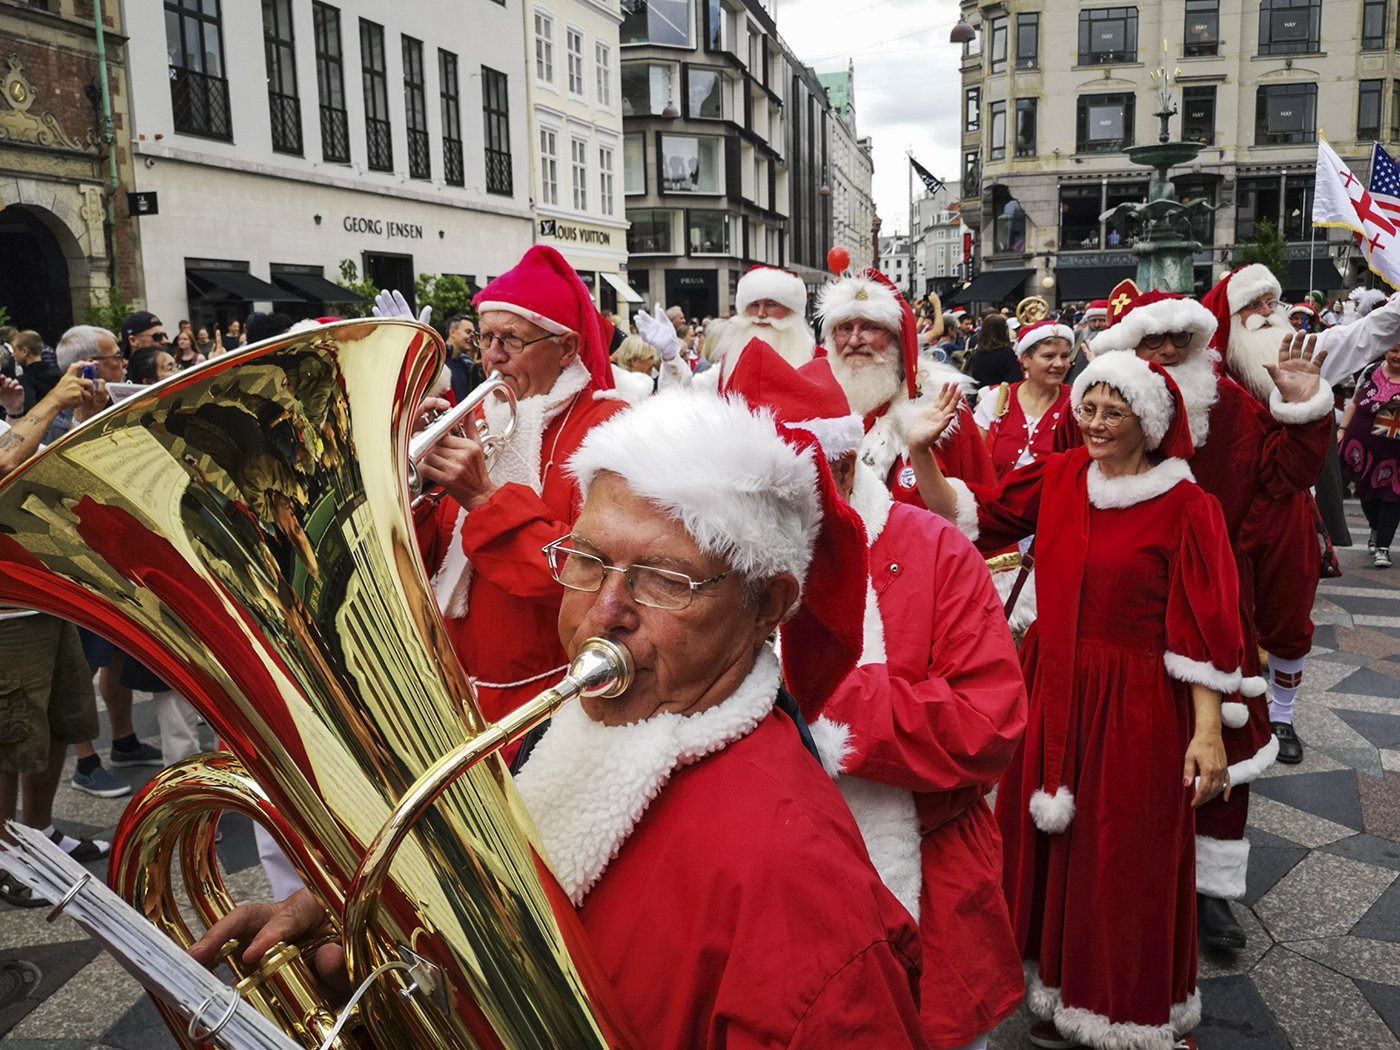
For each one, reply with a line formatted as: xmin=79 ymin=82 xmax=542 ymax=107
xmin=82 ymin=365 xmax=98 ymax=381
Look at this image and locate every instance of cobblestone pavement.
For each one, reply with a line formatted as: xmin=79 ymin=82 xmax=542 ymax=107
xmin=4 ymin=502 xmax=1400 ymax=1049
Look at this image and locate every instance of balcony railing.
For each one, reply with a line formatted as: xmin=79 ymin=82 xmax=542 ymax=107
xmin=444 ymin=138 xmax=464 ymax=186
xmin=366 ymin=116 xmax=393 ymax=172
xmin=321 ymin=105 xmax=349 ymax=162
xmin=485 ymin=148 xmax=513 ymax=195
xmin=269 ymin=91 xmax=302 ymax=154
xmin=408 ymin=127 xmax=431 ymax=179
xmin=171 ymin=68 xmax=232 ymax=141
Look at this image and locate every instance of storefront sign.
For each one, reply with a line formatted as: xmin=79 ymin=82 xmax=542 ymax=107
xmin=539 ymin=219 xmax=612 ymax=246
xmin=342 ymin=215 xmax=423 ymax=239
xmin=128 ymin=191 xmax=158 ymax=216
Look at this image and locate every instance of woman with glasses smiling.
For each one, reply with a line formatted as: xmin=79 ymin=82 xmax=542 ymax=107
xmin=905 ymin=352 xmax=1242 ymax=1050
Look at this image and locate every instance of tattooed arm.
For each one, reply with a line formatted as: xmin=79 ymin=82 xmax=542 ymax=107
xmin=0 ymin=363 xmax=101 ymax=478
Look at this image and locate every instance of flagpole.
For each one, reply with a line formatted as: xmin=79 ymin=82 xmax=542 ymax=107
xmin=908 ymin=151 xmax=914 ymax=297
xmin=1309 ymin=181 xmax=1316 ymax=293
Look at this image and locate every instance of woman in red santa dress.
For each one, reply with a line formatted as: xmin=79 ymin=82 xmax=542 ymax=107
xmin=909 ymin=352 xmax=1241 ymax=1050
xmin=974 ymin=321 xmax=1074 ymax=479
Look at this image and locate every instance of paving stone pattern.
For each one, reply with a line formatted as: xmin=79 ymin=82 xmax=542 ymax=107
xmin=5 ymin=503 xmax=1400 ymax=1049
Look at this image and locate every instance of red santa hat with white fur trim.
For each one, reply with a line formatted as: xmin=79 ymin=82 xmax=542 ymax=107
xmin=1089 ymin=284 xmax=1218 ymax=358
xmin=721 ymin=339 xmax=863 ymax=457
xmin=735 ymin=266 xmax=809 ymax=317
xmin=1083 ymin=299 xmax=1109 ymax=320
xmin=1070 ymin=351 xmax=1194 ymax=457
xmin=1014 ymin=320 xmax=1075 ymax=359
xmin=814 ymin=268 xmax=920 ymax=400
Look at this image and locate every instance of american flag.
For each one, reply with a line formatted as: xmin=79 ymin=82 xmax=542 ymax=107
xmin=1372 ymin=143 xmax=1400 ymax=222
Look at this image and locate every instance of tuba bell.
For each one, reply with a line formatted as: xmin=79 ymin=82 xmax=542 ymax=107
xmin=1016 ymin=296 xmax=1050 ymax=325
xmin=0 ymin=319 xmax=636 ymax=1050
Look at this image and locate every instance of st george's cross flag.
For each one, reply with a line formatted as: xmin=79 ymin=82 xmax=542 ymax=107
xmin=1370 ymin=142 xmax=1400 ymax=223
xmin=1315 ymin=136 xmax=1400 ymax=290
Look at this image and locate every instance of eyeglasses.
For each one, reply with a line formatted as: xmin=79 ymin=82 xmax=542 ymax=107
xmin=471 ymin=331 xmax=556 ymax=355
xmin=1073 ymin=404 xmax=1134 ymax=428
xmin=1140 ymin=331 xmax=1194 ymax=350
xmin=94 ymin=353 xmax=124 ymax=361
xmin=542 ymin=539 xmax=730 ymax=610
xmin=1245 ymin=297 xmax=1280 ymax=314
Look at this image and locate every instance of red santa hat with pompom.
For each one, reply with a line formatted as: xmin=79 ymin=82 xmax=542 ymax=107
xmin=1200 ymin=263 xmax=1281 ymax=357
xmin=814 ymin=268 xmax=921 ymax=400
xmin=735 ymin=266 xmax=809 ymax=317
xmin=1071 ymin=351 xmax=1194 ymax=458
xmin=1090 ymin=278 xmax=1218 ymax=359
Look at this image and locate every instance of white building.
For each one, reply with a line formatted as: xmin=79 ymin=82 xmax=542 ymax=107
xmin=877 ymin=232 xmax=911 ymax=295
xmin=817 ymin=66 xmax=875 ymax=271
xmin=127 ymin=0 xmax=535 ymax=329
xmin=911 ymin=189 xmax=964 ymax=297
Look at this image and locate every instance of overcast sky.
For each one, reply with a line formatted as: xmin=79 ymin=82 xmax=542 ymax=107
xmin=775 ymin=0 xmax=964 ymax=237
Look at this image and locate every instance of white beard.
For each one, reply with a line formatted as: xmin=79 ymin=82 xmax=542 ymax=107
xmin=1162 ymin=349 xmax=1220 ymax=448
xmin=1226 ymin=309 xmax=1291 ymax=403
xmin=830 ymin=346 xmax=903 ymax=417
xmin=729 ymin=312 xmax=816 ymax=369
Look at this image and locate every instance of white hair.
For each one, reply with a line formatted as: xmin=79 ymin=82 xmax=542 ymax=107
xmin=55 ymin=325 xmax=116 ymax=371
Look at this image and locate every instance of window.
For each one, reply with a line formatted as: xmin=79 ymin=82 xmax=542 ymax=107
xmin=1393 ymin=81 xmax=1400 ymax=141
xmin=1258 ymin=0 xmax=1321 ymax=56
xmin=747 ymin=28 xmax=760 ymax=76
xmin=627 ymin=209 xmax=675 ymax=253
xmin=1364 ymin=0 xmax=1388 ymax=50
xmin=1236 ymin=177 xmax=1279 ymax=241
xmin=965 ymin=87 xmax=980 ymax=133
xmin=440 ymin=49 xmax=463 ymax=186
xmin=403 ymin=37 xmax=430 ymax=179
xmin=482 ymin=65 xmax=512 ymax=195
xmin=1173 ymin=178 xmax=1216 ymax=242
xmin=165 ymin=0 xmax=231 ymax=140
xmin=571 ymin=137 xmax=588 ymax=210
xmin=989 ymin=99 xmax=1007 ymax=160
xmin=621 ymin=62 xmax=677 ymax=116
xmin=621 ymin=0 xmax=692 ymax=47
xmin=535 ymin=12 xmax=554 ymax=83
xmin=688 ymin=210 xmax=730 ymax=254
xmin=1078 ymin=8 xmax=1138 ymax=65
xmin=688 ymin=66 xmax=724 ymax=119
xmin=1060 ymin=185 xmax=1102 ymax=248
xmin=989 ymin=16 xmax=1008 ymax=74
xmin=1255 ymin=83 xmax=1316 ymax=145
xmin=1076 ymin=93 xmax=1134 ymax=152
xmin=1104 ymin=181 xmax=1148 ymax=244
xmin=1361 ymin=80 xmax=1384 ymax=142
xmin=963 ymin=20 xmax=982 ymax=58
xmin=624 ymin=133 xmax=646 ymax=194
xmin=600 ymin=145 xmax=615 ymax=215
xmin=567 ymin=27 xmax=585 ymax=97
xmin=360 ymin=20 xmax=392 ymax=170
xmin=1183 ymin=0 xmax=1219 ymax=56
xmin=992 ymin=185 xmax=1025 ymax=253
xmin=706 ymin=0 xmax=722 ymax=50
xmin=1015 ymin=97 xmax=1037 ymax=158
xmin=596 ymin=42 xmax=612 ymax=106
xmin=660 ymin=134 xmax=720 ymax=192
xmin=1016 ymin=13 xmax=1038 ymax=70
xmin=1283 ymin=177 xmax=1314 ymax=240
xmin=1181 ymin=86 xmax=1215 ymax=145
xmin=263 ymin=0 xmax=301 ymax=153
xmin=540 ymin=128 xmax=559 ymax=205
xmin=963 ymin=150 xmax=979 ymax=198
xmin=312 ymin=3 xmax=348 ymax=161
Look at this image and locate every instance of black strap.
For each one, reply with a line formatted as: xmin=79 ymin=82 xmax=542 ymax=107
xmin=1004 ymin=538 xmax=1036 ymax=618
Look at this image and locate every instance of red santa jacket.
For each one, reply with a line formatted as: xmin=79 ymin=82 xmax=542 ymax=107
xmin=415 ymin=382 xmax=623 ymax=721
xmin=811 ymin=470 xmax=1027 ymax=1047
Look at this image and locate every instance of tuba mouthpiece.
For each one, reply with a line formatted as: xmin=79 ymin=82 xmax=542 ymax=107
xmin=567 ymin=638 xmax=634 ymax=699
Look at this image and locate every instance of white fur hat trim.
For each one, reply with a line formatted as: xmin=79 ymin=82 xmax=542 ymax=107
xmin=814 ymin=275 xmax=905 ymax=341
xmin=569 ymin=389 xmax=821 ymax=589
xmin=1072 ymin=352 xmax=1174 ymax=450
xmin=1225 ymin=264 xmax=1282 ymax=315
xmin=1089 ymin=297 xmax=1218 ymax=357
xmin=788 ymin=414 xmax=864 ymax=458
xmin=475 ymin=300 xmax=572 ymax=336
xmin=735 ymin=267 xmax=808 ymax=316
xmin=1083 ymin=305 xmax=1108 ymax=319
xmin=1015 ymin=323 xmax=1075 ymax=358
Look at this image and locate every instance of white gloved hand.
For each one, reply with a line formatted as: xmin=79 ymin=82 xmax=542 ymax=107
xmin=634 ymin=303 xmax=684 ymax=361
xmin=372 ymin=289 xmax=433 ymax=326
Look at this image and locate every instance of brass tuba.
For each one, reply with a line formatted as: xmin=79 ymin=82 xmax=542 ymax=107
xmin=0 ymin=320 xmax=637 ymax=1050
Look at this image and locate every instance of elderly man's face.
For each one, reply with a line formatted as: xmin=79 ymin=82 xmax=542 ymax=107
xmin=745 ymin=299 xmax=791 ymax=325
xmin=831 ymin=318 xmax=897 ymax=371
xmin=1237 ymin=293 xmax=1281 ymax=325
xmin=559 ymin=472 xmax=796 ymax=727
xmin=477 ymin=310 xmax=578 ymax=399
xmin=93 ymin=334 xmax=126 ymax=383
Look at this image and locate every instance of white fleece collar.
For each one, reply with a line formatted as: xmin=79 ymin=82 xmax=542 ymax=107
xmin=514 ymin=647 xmax=780 ymax=905
xmin=860 ymin=367 xmax=970 ymax=481
xmin=1085 ymin=457 xmax=1194 ymax=509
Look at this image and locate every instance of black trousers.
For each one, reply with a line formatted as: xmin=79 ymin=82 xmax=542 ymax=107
xmin=1361 ymin=497 xmax=1400 ymax=549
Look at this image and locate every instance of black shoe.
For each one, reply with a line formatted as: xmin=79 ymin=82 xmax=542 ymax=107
xmin=1198 ymin=893 xmax=1246 ymax=951
xmin=1272 ymin=721 xmax=1303 ymax=764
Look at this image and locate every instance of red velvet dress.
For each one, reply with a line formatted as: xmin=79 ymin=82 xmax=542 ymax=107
xmin=983 ymin=383 xmax=1071 ymax=479
xmin=962 ymin=449 xmax=1243 ymax=1048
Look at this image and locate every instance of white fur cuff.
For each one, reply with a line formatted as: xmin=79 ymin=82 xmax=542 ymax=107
xmin=1221 ymin=702 xmax=1250 ymax=730
xmin=1227 ymin=733 xmax=1280 ymax=787
xmin=1269 ymin=379 xmax=1333 ymax=425
xmin=1163 ymin=652 xmax=1243 ymax=695
xmin=1029 ymin=785 xmax=1075 ymax=834
xmin=1196 ymin=835 xmax=1249 ymax=899
xmin=946 ymin=476 xmax=980 ymax=542
xmin=809 ymin=716 xmax=854 ymax=778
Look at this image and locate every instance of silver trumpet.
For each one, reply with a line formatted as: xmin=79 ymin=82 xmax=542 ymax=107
xmin=408 ymin=371 xmax=518 ymax=508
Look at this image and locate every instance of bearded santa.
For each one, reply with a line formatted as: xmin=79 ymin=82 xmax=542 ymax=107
xmin=816 ymin=268 xmax=996 ymax=503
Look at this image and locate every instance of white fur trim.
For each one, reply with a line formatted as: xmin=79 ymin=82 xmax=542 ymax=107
xmin=1226 ymin=733 xmax=1279 ymax=787
xmin=603 ymin=365 xmax=654 ymax=406
xmin=1090 ymin=298 xmax=1218 ymax=358
xmin=993 ymin=564 xmax=1038 ymax=633
xmin=1085 ymin=458 xmax=1194 ymax=510
xmin=1195 ymin=835 xmax=1249 ymax=900
xmin=920 ymin=359 xmax=980 ymax=399
xmin=1072 ymin=352 xmax=1175 ymax=449
xmin=1240 ymin=675 xmax=1268 ymax=698
xmin=815 ymin=274 xmax=906 ymax=341
xmin=847 ymin=461 xmax=893 ymax=546
xmin=859 ymin=581 xmax=887 ymax=666
xmin=1029 ymin=785 xmax=1076 ymax=834
xmin=570 ymin=390 xmax=821 ymax=590
xmin=1221 ymin=702 xmax=1250 ymax=730
xmin=1269 ymin=378 xmax=1334 ymax=425
xmin=1016 ymin=323 xmax=1075 ymax=359
xmin=945 ymin=476 xmax=980 ymax=542
xmin=1024 ymin=962 xmax=1062 ymax=1020
xmin=836 ymin=775 xmax=922 ymax=920
xmin=735 ymin=267 xmax=808 ymax=315
xmin=809 ymin=715 xmax=854 ymax=777
xmin=431 ymin=506 xmax=474 ymax=619
xmin=475 ymin=301 xmax=572 ymax=336
xmin=1226 ymin=264 xmax=1282 ymax=316
xmin=789 ymin=414 xmax=864 ymax=458
xmin=1163 ymin=652 xmax=1243 ymax=695
xmin=1083 ymin=306 xmax=1108 ymax=320
xmin=1055 ymin=993 xmax=1201 ymax=1050
xmin=857 ymin=370 xmax=972 ymax=483
xmin=514 ymin=647 xmax=780 ymax=905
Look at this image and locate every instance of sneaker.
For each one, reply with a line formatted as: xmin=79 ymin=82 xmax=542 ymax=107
xmin=1377 ymin=548 xmax=1392 ymax=569
xmin=108 ymin=741 xmax=164 ymax=767
xmin=1273 ymin=721 xmax=1304 ymax=764
xmin=1370 ymin=529 xmax=1379 ymax=553
xmin=1028 ymin=1020 xmax=1083 ymax=1049
xmin=70 ymin=765 xmax=131 ymax=798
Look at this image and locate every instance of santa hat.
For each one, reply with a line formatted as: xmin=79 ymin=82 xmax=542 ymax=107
xmin=721 ymin=339 xmax=863 ymax=457
xmin=474 ymin=245 xmax=614 ymax=390
xmin=815 ymin=268 xmax=920 ymax=400
xmin=735 ymin=266 xmax=808 ymax=317
xmin=568 ymin=387 xmax=866 ymax=719
xmin=1221 ymin=263 xmax=1282 ymax=316
xmin=1091 ymin=279 xmax=1217 ymax=358
xmin=1015 ymin=321 xmax=1074 ymax=359
xmin=1083 ymin=300 xmax=1109 ymax=320
xmin=1071 ymin=352 xmax=1194 ymax=457
xmin=1288 ymin=303 xmax=1321 ymax=322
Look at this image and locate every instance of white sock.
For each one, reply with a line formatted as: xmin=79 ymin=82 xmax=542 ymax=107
xmin=42 ymin=825 xmax=84 ymax=854
xmin=1268 ymin=654 xmax=1306 ymax=723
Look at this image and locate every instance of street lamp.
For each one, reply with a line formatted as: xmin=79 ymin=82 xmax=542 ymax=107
xmin=950 ymin=20 xmax=976 ymax=44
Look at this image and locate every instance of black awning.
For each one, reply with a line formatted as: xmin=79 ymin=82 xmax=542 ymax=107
xmin=1285 ymin=259 xmax=1344 ymax=294
xmin=1055 ymin=265 xmax=1138 ymax=300
xmin=187 ymin=268 xmax=301 ymax=303
xmin=949 ymin=268 xmax=1032 ymax=306
xmin=272 ymin=272 xmax=371 ymax=304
